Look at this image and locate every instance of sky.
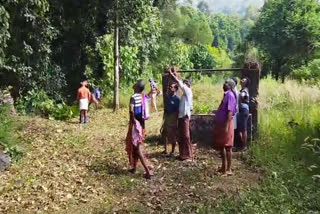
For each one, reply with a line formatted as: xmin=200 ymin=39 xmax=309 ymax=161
xmin=180 ymin=0 xmax=264 ymax=14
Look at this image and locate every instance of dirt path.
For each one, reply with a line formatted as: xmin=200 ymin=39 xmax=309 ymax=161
xmin=0 ymin=109 xmax=260 ymax=213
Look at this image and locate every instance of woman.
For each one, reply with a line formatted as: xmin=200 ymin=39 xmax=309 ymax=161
xmin=126 ymin=80 xmax=153 ymax=179
xmin=213 ymin=80 xmax=237 ymax=176
xmin=237 ymin=77 xmax=250 ymax=151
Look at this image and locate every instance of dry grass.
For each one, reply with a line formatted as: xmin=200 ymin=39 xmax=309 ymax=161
xmin=0 ymin=107 xmax=260 ymax=213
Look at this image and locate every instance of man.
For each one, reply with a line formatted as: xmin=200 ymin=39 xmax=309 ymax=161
xmin=163 ymin=83 xmax=180 ymax=156
xmin=213 ymin=80 xmax=237 ymax=176
xmin=77 ymin=80 xmax=91 ymax=124
xmin=169 ymin=71 xmax=193 ymax=161
xmin=126 ymin=80 xmax=153 ymax=179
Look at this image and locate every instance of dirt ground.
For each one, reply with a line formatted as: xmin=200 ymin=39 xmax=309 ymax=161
xmin=0 ymin=109 xmax=261 ymax=213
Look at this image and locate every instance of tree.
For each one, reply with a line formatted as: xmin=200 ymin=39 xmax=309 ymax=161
xmin=249 ymin=0 xmax=320 ymax=81
xmin=1 ymin=0 xmax=65 ymax=100
xmin=197 ymin=1 xmax=210 ymax=15
xmin=209 ymin=13 xmax=242 ymax=52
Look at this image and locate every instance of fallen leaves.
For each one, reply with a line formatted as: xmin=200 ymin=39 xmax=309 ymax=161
xmin=0 ymin=109 xmax=261 ymax=213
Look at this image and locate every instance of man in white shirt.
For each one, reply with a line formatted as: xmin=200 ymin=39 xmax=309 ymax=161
xmin=169 ymin=71 xmax=193 ymax=161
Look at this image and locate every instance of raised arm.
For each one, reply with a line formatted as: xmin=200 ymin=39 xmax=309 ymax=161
xmin=169 ymin=71 xmax=185 ymax=92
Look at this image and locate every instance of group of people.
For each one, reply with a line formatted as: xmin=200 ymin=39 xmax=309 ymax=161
xmin=125 ymin=67 xmax=251 ymax=179
xmin=77 ymin=69 xmax=250 ymax=178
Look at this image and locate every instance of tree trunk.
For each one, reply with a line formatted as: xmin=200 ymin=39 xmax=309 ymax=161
xmin=281 ymin=72 xmax=285 ymax=83
xmin=274 ymin=59 xmax=281 ymax=81
xmin=113 ymin=1 xmax=120 ymax=111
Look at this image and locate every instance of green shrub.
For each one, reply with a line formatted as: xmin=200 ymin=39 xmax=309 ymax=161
xmin=291 ymin=59 xmax=320 ymax=85
xmin=16 ymin=89 xmax=79 ymax=121
xmin=0 ymin=105 xmax=23 ymax=160
xmin=193 ymin=103 xmax=212 ymax=114
xmin=49 ymin=104 xmax=80 ymax=121
xmin=16 ymin=89 xmax=55 ymax=116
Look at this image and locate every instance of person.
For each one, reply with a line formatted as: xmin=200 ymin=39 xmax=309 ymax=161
xmin=148 ymin=78 xmax=161 ymax=112
xmin=126 ymin=80 xmax=153 ymax=179
xmin=230 ymin=77 xmax=239 ymax=131
xmin=90 ymin=88 xmax=101 ymax=109
xmin=77 ymin=80 xmax=91 ymax=124
xmin=213 ymin=80 xmax=237 ymax=176
xmin=168 ymin=71 xmax=193 ymax=162
xmin=237 ymin=77 xmax=250 ymax=151
xmin=163 ymin=83 xmax=180 ymax=156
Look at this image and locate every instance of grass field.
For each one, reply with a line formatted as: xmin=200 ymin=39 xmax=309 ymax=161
xmin=0 ymin=77 xmax=319 ymax=213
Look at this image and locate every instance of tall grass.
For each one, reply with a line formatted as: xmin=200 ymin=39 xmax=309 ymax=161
xmin=175 ymin=76 xmax=320 ymax=212
xmin=215 ymin=77 xmax=320 ymax=213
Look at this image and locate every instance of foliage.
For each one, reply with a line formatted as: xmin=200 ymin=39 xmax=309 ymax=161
xmin=156 ymin=39 xmax=193 ymax=70
xmin=16 ymin=89 xmax=78 ymax=120
xmin=161 ymin=6 xmax=212 ymax=46
xmin=209 ymin=13 xmax=242 ymax=52
xmin=49 ymin=104 xmax=79 ymax=121
xmin=249 ymin=0 xmax=320 ymax=81
xmin=0 ymin=106 xmax=23 ymax=160
xmin=291 ymin=59 xmax=320 ymax=85
xmin=190 ymin=44 xmax=216 ymax=69
xmin=193 ymin=103 xmax=212 ymax=114
xmin=184 ymin=11 xmax=213 ymax=45
xmin=1 ymin=0 xmax=66 ymax=100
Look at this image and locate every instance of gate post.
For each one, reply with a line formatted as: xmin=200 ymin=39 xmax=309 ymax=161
xmin=241 ymin=62 xmax=260 ymax=138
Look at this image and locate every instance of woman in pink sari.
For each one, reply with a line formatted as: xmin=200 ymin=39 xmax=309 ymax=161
xmin=126 ymin=80 xmax=153 ymax=179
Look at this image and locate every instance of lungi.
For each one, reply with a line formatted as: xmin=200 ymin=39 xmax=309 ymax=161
xmin=178 ymin=116 xmax=193 ymax=160
xmin=213 ymin=119 xmax=234 ymax=150
xmin=79 ymin=98 xmax=89 ymax=110
xmin=164 ymin=113 xmax=178 ymax=145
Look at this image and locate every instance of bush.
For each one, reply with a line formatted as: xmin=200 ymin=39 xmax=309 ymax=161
xmin=0 ymin=105 xmax=23 ymax=160
xmin=291 ymin=59 xmax=320 ymax=85
xmin=49 ymin=104 xmax=80 ymax=121
xmin=16 ymin=89 xmax=79 ymax=120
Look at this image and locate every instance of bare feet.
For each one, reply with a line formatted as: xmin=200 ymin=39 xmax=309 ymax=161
xmin=144 ymin=171 xmax=154 ymax=179
xmin=128 ymin=168 xmax=136 ymax=174
xmin=162 ymin=150 xmax=168 ymax=155
xmin=217 ymin=167 xmax=226 ymax=174
xmin=221 ymin=170 xmax=233 ymax=177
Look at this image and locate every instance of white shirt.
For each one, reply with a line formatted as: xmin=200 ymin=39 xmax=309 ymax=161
xmin=177 ymin=80 xmax=193 ymax=118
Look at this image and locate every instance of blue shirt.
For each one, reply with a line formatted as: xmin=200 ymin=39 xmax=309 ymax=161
xmin=94 ymin=88 xmax=101 ymax=99
xmin=165 ymin=94 xmax=180 ymax=114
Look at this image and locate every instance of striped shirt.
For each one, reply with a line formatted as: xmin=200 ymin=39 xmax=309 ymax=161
xmin=130 ymin=93 xmax=143 ymax=115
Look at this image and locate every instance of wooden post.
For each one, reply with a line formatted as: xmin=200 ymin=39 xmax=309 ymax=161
xmin=113 ymin=0 xmax=120 ymax=111
xmin=241 ymin=62 xmax=260 ymax=138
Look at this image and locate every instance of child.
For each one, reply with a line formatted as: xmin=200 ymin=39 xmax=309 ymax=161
xmin=148 ymin=78 xmax=161 ymax=112
xmin=90 ymin=88 xmax=101 ymax=109
xmin=77 ymin=80 xmax=91 ymax=124
xmin=126 ymin=80 xmax=153 ymax=179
